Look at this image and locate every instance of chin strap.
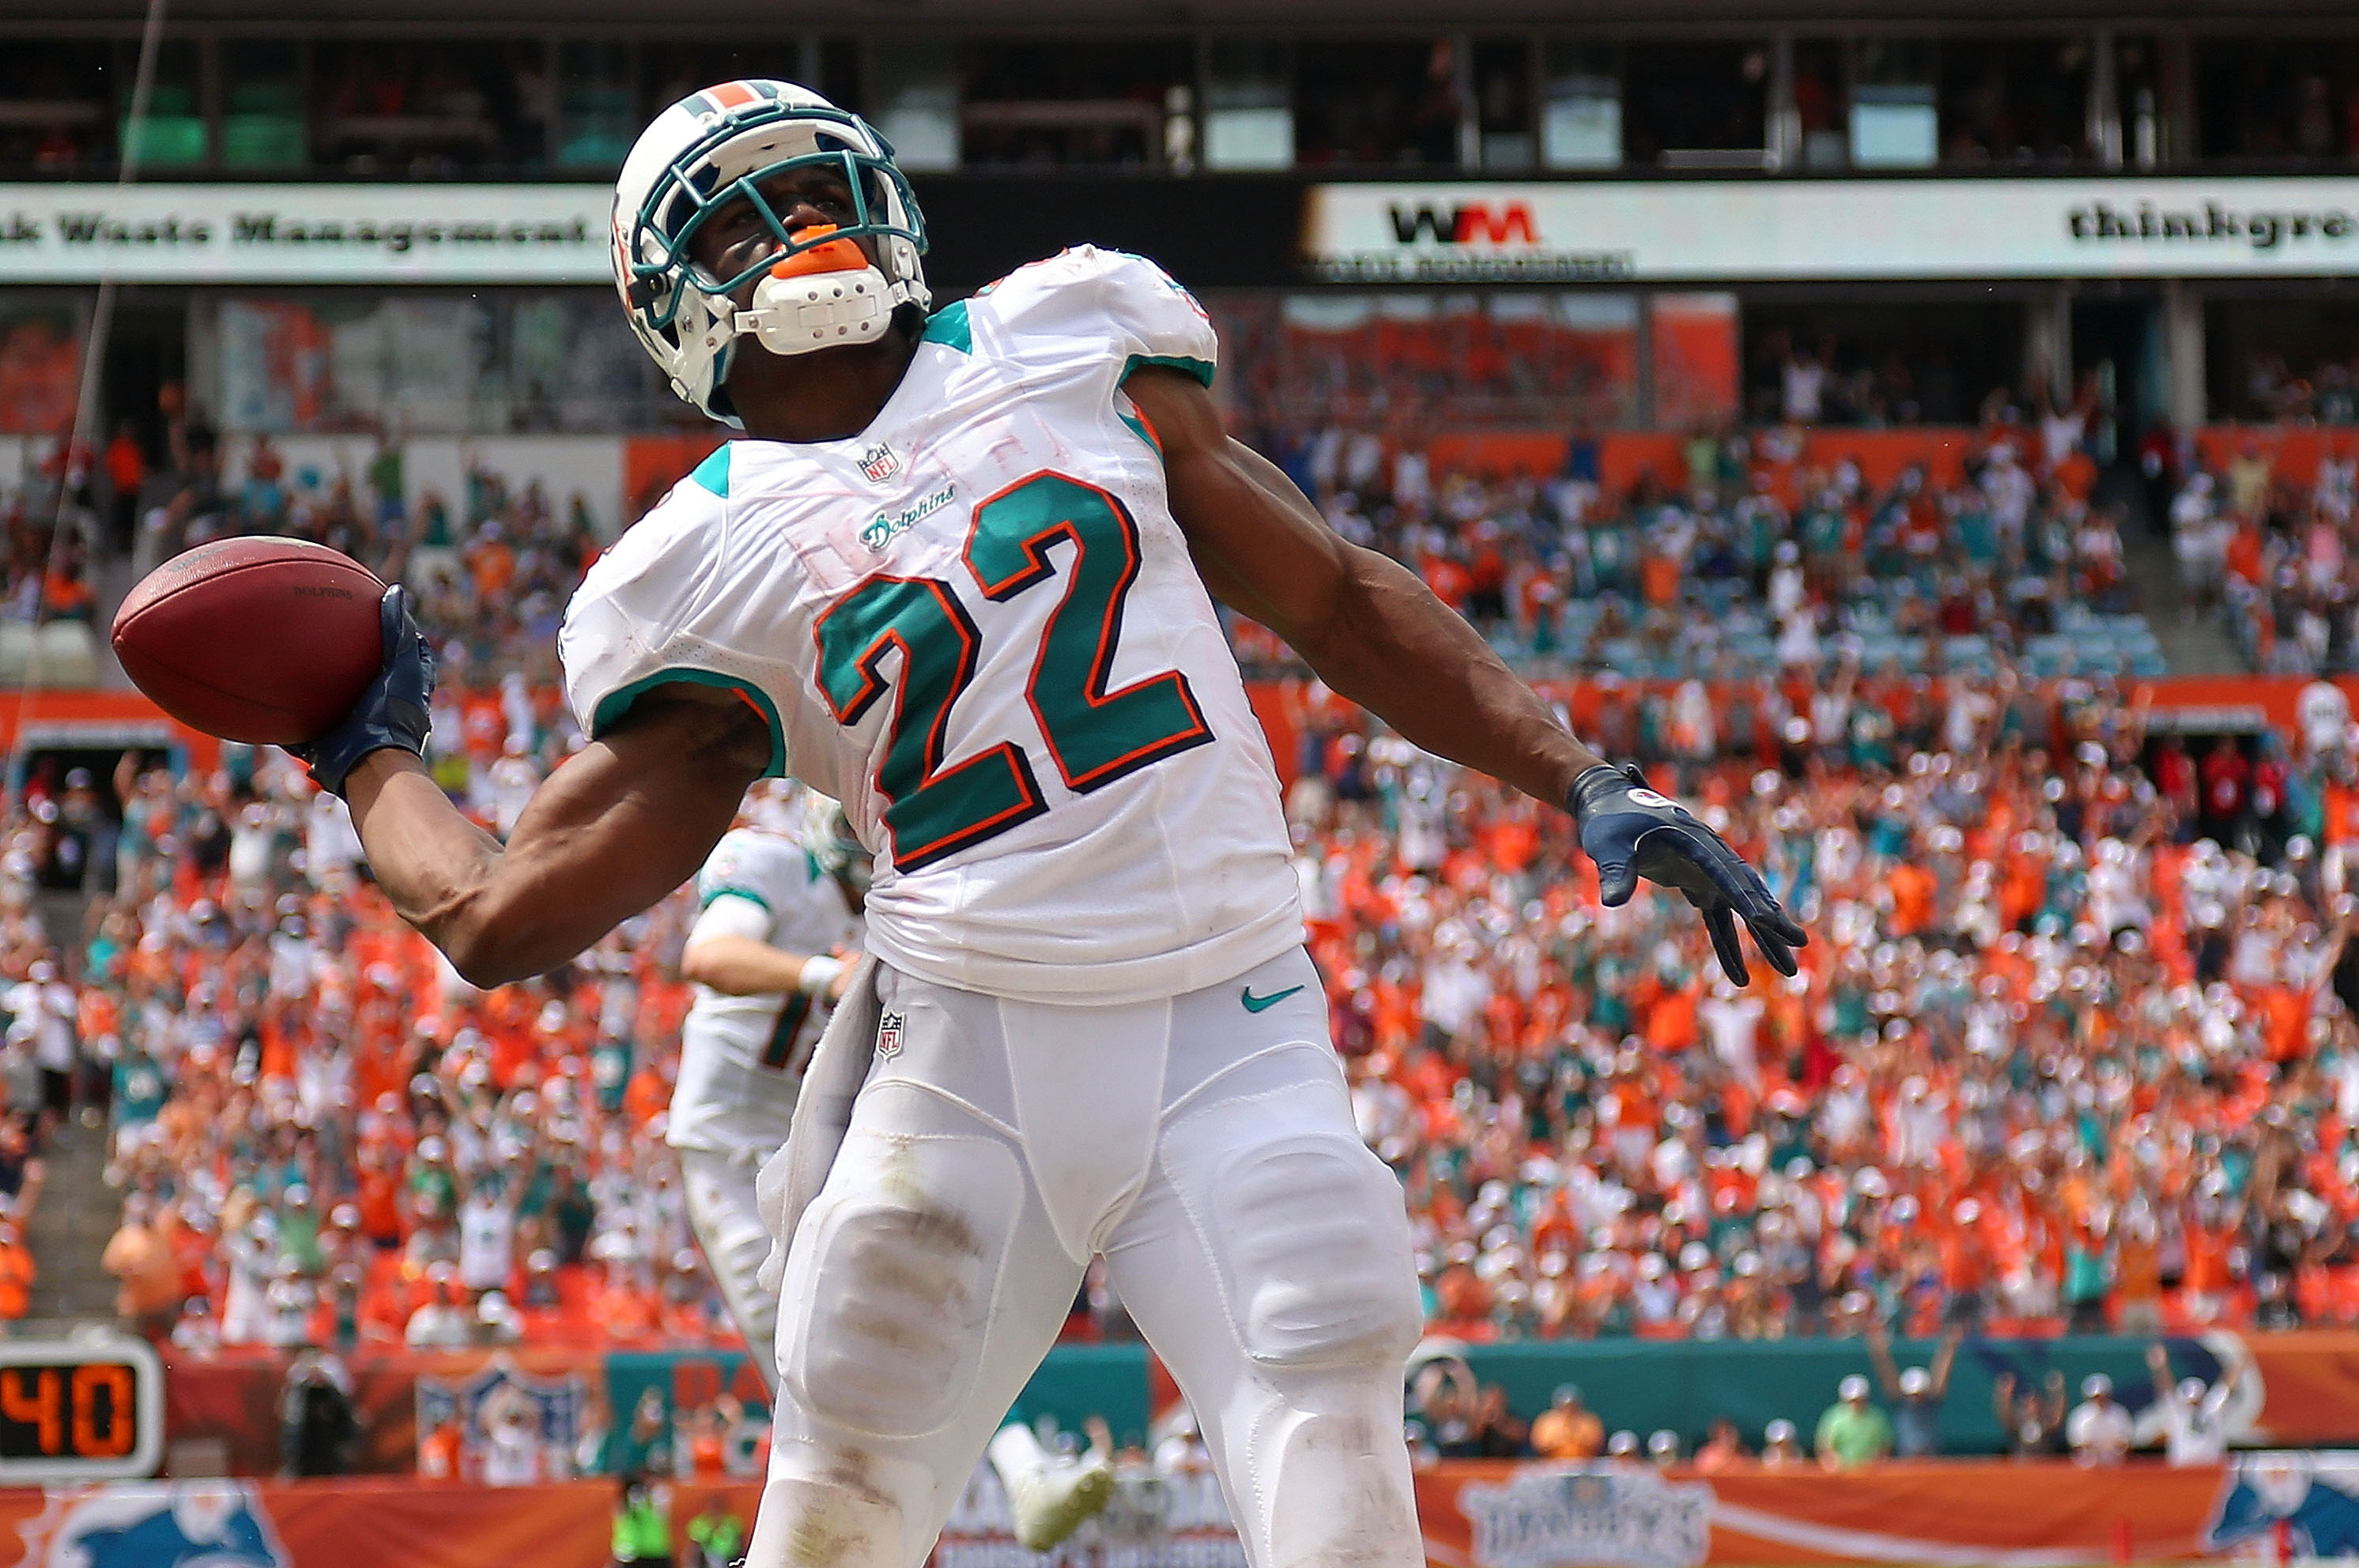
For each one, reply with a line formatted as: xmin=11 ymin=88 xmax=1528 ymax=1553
xmin=738 ymin=266 xmax=897 ymax=354
xmin=732 ymin=226 xmax=915 ymax=356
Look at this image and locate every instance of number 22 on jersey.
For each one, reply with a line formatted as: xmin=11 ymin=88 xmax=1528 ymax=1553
xmin=814 ymin=471 xmax=1213 ymax=873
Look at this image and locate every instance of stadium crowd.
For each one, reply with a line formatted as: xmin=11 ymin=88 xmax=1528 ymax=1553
xmin=1315 ymin=684 xmax=2359 ymax=1348
xmin=1237 ymin=418 xmax=2159 ymax=688
xmin=0 ymin=413 xmax=2337 ymax=1478
xmin=77 ymin=734 xmax=732 ymax=1357
xmin=2183 ymin=432 xmax=2359 ymax=678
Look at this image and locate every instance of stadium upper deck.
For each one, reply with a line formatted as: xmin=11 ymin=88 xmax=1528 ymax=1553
xmin=0 ymin=0 xmax=2355 ymax=182
xmin=1 ymin=0 xmax=2355 ymax=558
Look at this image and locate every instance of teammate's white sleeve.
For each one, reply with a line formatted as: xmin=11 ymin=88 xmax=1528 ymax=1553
xmin=557 ymin=492 xmax=791 ymax=778
xmin=689 ymin=892 xmax=773 ymax=947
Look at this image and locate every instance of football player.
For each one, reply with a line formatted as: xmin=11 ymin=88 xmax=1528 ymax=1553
xmin=672 ymin=782 xmax=863 ymax=1371
xmin=301 ymin=80 xmax=1802 ymax=1568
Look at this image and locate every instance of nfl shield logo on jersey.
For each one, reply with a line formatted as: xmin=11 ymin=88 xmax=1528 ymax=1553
xmin=876 ymin=1012 xmax=905 ymax=1060
xmin=859 ymin=443 xmax=900 ymax=484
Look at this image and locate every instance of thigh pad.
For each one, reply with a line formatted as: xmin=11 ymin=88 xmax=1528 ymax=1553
xmin=1159 ymin=1074 xmax=1421 ymax=1371
xmin=780 ymin=1118 xmax=1020 ymax=1440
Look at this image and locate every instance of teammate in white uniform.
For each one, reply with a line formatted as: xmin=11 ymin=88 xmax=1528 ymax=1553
xmin=298 ymin=79 xmax=1803 ymax=1568
xmin=674 ymin=787 xmax=864 ymax=1369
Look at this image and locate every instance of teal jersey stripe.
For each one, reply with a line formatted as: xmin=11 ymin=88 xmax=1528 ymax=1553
xmin=1120 ymin=352 xmax=1214 ymax=389
xmin=1119 ymin=409 xmax=1163 ymax=458
xmin=689 ymin=443 xmax=732 ymax=497
xmin=591 ymin=669 xmax=787 ymax=778
xmin=923 ymin=300 xmax=972 ymax=354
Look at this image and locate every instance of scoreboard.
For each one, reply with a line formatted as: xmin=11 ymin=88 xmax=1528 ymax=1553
xmin=0 ymin=1338 xmax=162 ymax=1483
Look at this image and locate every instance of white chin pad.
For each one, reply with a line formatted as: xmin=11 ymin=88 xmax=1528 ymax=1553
xmin=740 ymin=266 xmax=892 ymax=355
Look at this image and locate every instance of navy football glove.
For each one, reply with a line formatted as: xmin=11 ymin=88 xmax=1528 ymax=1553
xmin=293 ymin=585 xmax=437 ymax=798
xmin=1568 ymin=762 xmax=1806 ymax=986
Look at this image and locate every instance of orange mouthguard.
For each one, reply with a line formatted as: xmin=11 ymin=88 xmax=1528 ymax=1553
xmin=770 ymin=226 xmax=870 ymax=280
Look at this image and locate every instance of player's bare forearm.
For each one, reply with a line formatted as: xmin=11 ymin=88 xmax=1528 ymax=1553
xmin=344 ymin=688 xmax=767 ymax=986
xmin=1281 ymin=530 xmax=1606 ymax=804
xmin=680 ymin=935 xmax=817 ymax=996
xmin=1125 ymin=368 xmax=1605 ymax=805
xmin=342 ymin=752 xmax=506 ymax=963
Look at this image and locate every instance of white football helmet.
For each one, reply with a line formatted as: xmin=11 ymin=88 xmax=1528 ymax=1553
xmin=612 ymin=80 xmax=930 ymax=427
xmin=738 ymin=778 xmax=806 ymax=835
xmin=795 ymin=790 xmax=873 ymax=895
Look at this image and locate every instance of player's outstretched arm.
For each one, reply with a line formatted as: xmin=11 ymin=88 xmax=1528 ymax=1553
xmin=1126 ymin=367 xmax=1806 ymax=982
xmin=342 ymin=694 xmax=765 ymax=986
xmin=1127 ymin=370 xmax=1595 ymax=810
xmin=311 ymin=590 xmax=769 ymax=986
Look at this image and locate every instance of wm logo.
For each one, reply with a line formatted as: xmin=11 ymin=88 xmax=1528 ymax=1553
xmin=1386 ymin=202 xmax=1539 ymax=245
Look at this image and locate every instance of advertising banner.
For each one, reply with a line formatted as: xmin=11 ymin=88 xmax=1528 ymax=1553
xmin=1 ymin=1455 xmax=2355 ymax=1567
xmin=1303 ymin=177 xmax=2359 ymax=283
xmin=6 ymin=175 xmax=2358 ymax=286
xmin=0 ymin=185 xmax=612 ymax=284
xmin=1417 ymin=1459 xmax=2230 ymax=1567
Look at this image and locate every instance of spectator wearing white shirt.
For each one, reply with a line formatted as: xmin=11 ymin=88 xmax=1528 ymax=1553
xmin=303 ymin=788 xmax=364 ymax=888
xmin=7 ymin=959 xmax=76 ymax=1135
xmin=1697 ymin=980 xmax=1764 ymax=1090
xmin=458 ymin=1182 xmax=519 ymax=1297
xmin=2065 ymin=1374 xmax=2134 ymax=1466
xmin=2149 ymin=1341 xmax=2245 ymax=1465
xmin=1349 ymin=1054 xmax=1417 ymax=1168
xmin=1981 ymin=443 xmax=2034 ymax=540
xmin=1782 ymin=347 xmax=1827 ymax=423
xmin=480 ymin=1391 xmax=544 ymax=1486
xmin=1767 ymin=541 xmax=1806 ymax=622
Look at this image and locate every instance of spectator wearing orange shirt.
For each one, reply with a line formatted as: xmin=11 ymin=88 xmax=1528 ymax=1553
xmin=2112 ymin=1209 xmax=2165 ymax=1336
xmin=417 ymin=1418 xmax=465 ymax=1483
xmin=103 ymin=420 xmax=145 ymax=550
xmin=0 ymin=1219 xmax=35 ymax=1321
xmin=1887 ymin=858 xmax=1938 ymax=940
xmin=1638 ymin=544 xmax=1681 ymax=609
xmin=465 ymin=522 xmax=518 ymax=601
xmin=1695 ymin=1418 xmax=1749 ymax=1474
xmin=1530 ymin=1385 xmax=1605 ymax=1461
xmin=2180 ymin=1202 xmax=2240 ymax=1323
xmin=1937 ymin=1200 xmax=1994 ymax=1329
xmin=1421 ymin=552 xmax=1471 ymax=613
xmin=1640 ymin=962 xmax=1702 ymax=1055
xmin=103 ymin=1195 xmax=183 ymax=1336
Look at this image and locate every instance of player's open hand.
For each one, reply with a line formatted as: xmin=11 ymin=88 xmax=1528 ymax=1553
xmin=293 ymin=585 xmax=439 ymax=798
xmin=1568 ymin=762 xmax=1807 ymax=986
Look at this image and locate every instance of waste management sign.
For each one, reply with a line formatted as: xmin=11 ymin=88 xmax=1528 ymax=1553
xmin=0 ymin=184 xmax=613 ymax=283
xmin=1304 ymin=176 xmax=2359 ymax=283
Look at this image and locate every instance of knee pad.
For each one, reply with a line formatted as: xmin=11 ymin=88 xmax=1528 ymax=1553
xmin=1164 ymin=1094 xmax=1421 ymax=1370
xmin=782 ymin=1126 xmax=1018 ymax=1439
xmin=744 ymin=1468 xmax=905 ymax=1568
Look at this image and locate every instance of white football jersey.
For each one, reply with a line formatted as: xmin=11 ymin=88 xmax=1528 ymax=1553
xmin=563 ymin=247 xmax=1300 ymax=1004
xmin=670 ymin=827 xmax=862 ymax=1155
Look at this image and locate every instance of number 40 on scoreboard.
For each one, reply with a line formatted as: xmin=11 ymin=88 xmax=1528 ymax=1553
xmin=0 ymin=1338 xmax=162 ymax=1483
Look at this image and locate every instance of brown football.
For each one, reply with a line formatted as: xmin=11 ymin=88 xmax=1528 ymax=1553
xmin=111 ymin=537 xmax=385 ymax=746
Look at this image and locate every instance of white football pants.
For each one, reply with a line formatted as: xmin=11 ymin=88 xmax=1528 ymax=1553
xmin=744 ymin=946 xmax=1425 ymax=1568
xmin=680 ymin=1144 xmax=782 ymax=1387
